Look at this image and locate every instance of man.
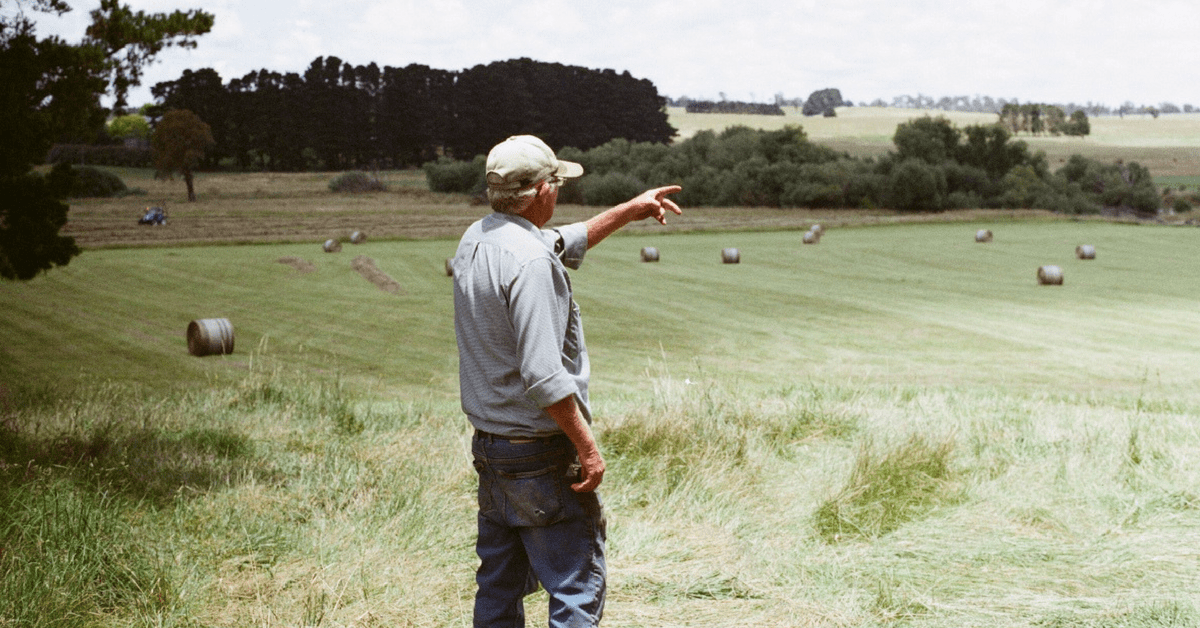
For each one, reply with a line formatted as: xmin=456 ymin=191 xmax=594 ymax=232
xmin=452 ymin=135 xmax=681 ymax=627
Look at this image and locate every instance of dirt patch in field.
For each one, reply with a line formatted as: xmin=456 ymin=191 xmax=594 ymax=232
xmin=277 ymin=256 xmax=316 ymax=273
xmin=351 ymin=255 xmax=402 ymax=294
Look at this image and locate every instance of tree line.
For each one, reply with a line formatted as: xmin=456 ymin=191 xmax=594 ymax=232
xmin=860 ymin=94 xmax=1197 ymax=118
xmin=148 ymin=57 xmax=676 ymax=172
xmin=426 ymin=116 xmax=1160 ymax=217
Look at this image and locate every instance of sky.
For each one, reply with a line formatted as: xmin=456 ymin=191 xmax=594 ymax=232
xmin=29 ymin=0 xmax=1200 ymax=110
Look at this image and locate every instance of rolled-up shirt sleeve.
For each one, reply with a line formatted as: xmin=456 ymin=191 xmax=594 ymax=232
xmin=548 ymin=222 xmax=589 ymax=270
xmin=508 ymin=257 xmax=578 ymax=408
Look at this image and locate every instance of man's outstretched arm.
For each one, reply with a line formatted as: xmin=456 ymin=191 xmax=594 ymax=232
xmin=585 ymin=185 xmax=682 ymax=250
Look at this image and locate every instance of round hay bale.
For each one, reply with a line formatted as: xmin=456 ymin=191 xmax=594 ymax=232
xmin=350 ymin=231 xmax=367 ymax=244
xmin=640 ymin=247 xmax=660 ymax=262
xmin=187 ymin=318 xmax=234 ymax=357
xmin=1037 ymin=265 xmax=1064 ymax=285
xmin=975 ymin=229 xmax=993 ymax=243
xmin=811 ymin=224 xmax=824 ymax=236
xmin=1075 ymin=244 xmax=1096 ymax=259
xmin=445 ymin=257 xmax=454 ymax=277
xmin=803 ymin=230 xmax=819 ymax=244
xmin=722 ymin=248 xmax=740 ymax=264
xmin=323 ymin=239 xmax=342 ymax=253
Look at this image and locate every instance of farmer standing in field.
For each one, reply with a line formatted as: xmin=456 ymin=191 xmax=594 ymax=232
xmin=452 ymin=134 xmax=681 ymax=627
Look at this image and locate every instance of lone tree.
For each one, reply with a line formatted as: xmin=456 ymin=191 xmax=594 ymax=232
xmin=152 ymin=108 xmax=214 ymax=202
xmin=803 ymin=88 xmax=845 ymax=117
xmin=0 ymin=0 xmax=213 ymax=280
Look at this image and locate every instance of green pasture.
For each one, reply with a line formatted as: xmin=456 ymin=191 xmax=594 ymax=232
xmin=5 ymin=220 xmax=1200 ymax=626
xmin=4 ymin=220 xmax=1198 ymax=403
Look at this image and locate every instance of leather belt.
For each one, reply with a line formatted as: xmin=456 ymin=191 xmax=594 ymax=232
xmin=474 ymin=429 xmax=561 ymax=444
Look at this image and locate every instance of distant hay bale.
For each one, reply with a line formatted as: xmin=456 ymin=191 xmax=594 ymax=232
xmin=1075 ymin=244 xmax=1096 ymax=259
xmin=187 ymin=318 xmax=234 ymax=357
xmin=975 ymin=229 xmax=993 ymax=243
xmin=1037 ymin=265 xmax=1064 ymax=285
xmin=351 ymin=255 xmax=402 ymax=293
xmin=641 ymin=247 xmax=660 ymax=262
xmin=323 ymin=239 xmax=342 ymax=253
xmin=350 ymin=231 xmax=367 ymax=244
xmin=722 ymin=247 xmax=740 ymax=264
xmin=803 ymin=230 xmax=820 ymax=244
xmin=276 ymin=256 xmax=316 ymax=273
xmin=445 ymin=257 xmax=454 ymax=277
xmin=811 ymin=224 xmax=824 ymax=236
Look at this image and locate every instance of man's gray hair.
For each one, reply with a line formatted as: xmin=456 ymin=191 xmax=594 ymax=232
xmin=487 ymin=184 xmax=540 ymax=215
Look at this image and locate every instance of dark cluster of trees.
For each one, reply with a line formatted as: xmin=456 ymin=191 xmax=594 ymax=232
xmin=149 ymin=57 xmax=676 ymax=172
xmin=684 ymin=101 xmax=785 ymax=115
xmin=998 ymin=103 xmax=1090 ymax=136
xmin=428 ymin=116 xmax=1159 ymax=216
xmin=1 ymin=0 xmax=213 ymax=280
xmin=672 ymin=88 xmax=850 ymax=118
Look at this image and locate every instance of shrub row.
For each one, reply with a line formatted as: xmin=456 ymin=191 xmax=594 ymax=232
xmin=424 ymin=118 xmax=1161 ymax=216
xmin=422 ymin=118 xmax=1161 ymax=215
xmin=47 ymin=144 xmax=152 ymax=168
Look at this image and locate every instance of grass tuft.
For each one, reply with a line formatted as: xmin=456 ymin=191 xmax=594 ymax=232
xmin=0 ymin=478 xmax=174 ymax=626
xmin=814 ymin=433 xmax=962 ymax=541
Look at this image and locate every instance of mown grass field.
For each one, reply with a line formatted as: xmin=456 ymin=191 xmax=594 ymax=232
xmin=5 ymin=217 xmax=1200 ymax=627
xmin=4 ymin=108 xmax=1200 ymax=627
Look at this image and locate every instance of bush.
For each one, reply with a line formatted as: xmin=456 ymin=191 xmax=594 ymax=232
xmin=328 ymin=171 xmax=386 ymax=193
xmin=47 ymin=163 xmax=128 ymax=199
xmin=888 ymin=159 xmax=947 ymax=211
xmin=999 ymin=164 xmax=1053 ymax=209
xmin=423 ymin=155 xmax=486 ymax=194
xmin=1174 ymin=197 xmax=1193 ymax=213
xmin=579 ymin=172 xmax=646 ymax=207
xmin=72 ymin=166 xmax=128 ymax=198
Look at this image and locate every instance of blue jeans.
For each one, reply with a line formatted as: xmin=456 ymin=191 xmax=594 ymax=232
xmin=472 ymin=431 xmax=606 ymax=628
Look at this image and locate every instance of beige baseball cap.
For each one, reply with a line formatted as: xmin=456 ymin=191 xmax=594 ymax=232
xmin=485 ymin=135 xmax=584 ymax=191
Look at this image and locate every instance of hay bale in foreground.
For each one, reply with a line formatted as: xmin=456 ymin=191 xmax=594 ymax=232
xmin=803 ymin=230 xmax=820 ymax=244
xmin=350 ymin=231 xmax=367 ymax=244
xmin=1076 ymin=244 xmax=1096 ymax=259
xmin=975 ymin=229 xmax=993 ymax=243
xmin=323 ymin=239 xmax=342 ymax=253
xmin=1037 ymin=265 xmax=1064 ymax=285
xmin=352 ymin=255 xmax=402 ymax=293
xmin=722 ymin=248 xmax=740 ymax=264
xmin=641 ymin=247 xmax=660 ymax=262
xmin=187 ymin=318 xmax=234 ymax=357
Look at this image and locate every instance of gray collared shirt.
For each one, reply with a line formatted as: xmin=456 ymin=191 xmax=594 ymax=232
xmin=452 ymin=213 xmax=591 ymax=437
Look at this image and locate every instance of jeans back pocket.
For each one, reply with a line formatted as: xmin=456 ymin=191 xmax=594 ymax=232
xmin=494 ymin=464 xmax=566 ymax=527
